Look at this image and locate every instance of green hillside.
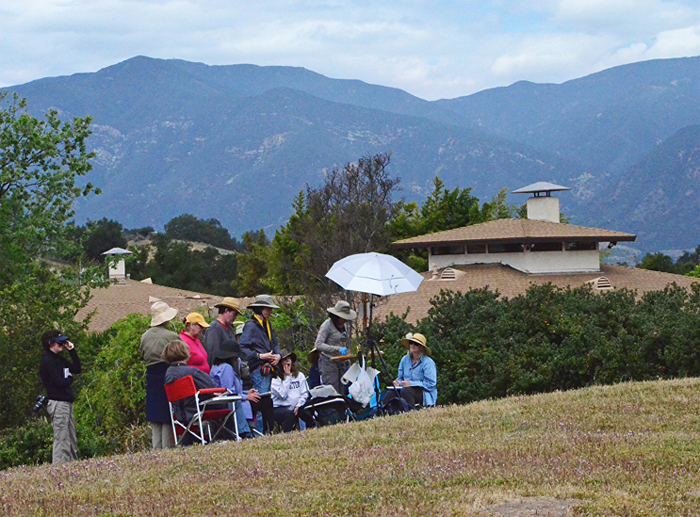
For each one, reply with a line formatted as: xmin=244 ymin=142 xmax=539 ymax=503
xmin=2 ymin=377 xmax=699 ymax=516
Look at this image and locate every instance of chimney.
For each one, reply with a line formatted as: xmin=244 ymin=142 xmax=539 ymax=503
xmin=101 ymin=247 xmax=132 ymax=282
xmin=513 ymin=182 xmax=571 ymax=224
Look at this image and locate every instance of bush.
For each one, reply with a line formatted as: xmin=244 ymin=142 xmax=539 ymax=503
xmin=74 ymin=313 xmax=153 ymax=456
xmin=0 ymin=418 xmax=52 ymax=469
xmin=374 ymin=282 xmax=700 ymax=406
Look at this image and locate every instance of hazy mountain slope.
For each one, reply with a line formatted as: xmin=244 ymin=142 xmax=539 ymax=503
xmin=592 ymin=125 xmax=700 ymax=250
xmin=16 ymin=56 xmax=461 ymax=128
xmin=6 ymin=55 xmax=700 ymax=250
xmin=435 ymin=56 xmax=700 ymax=186
xmin=70 ymin=86 xmax=578 ymax=234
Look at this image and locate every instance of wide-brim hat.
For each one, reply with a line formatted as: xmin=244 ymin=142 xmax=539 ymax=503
xmin=401 ymin=332 xmax=431 ymax=355
xmin=307 ymin=347 xmax=320 ymax=365
xmin=280 ymin=349 xmax=297 ymax=363
xmin=247 ymin=294 xmax=280 ymax=309
xmin=215 ymin=339 xmax=240 ymax=360
xmin=214 ymin=297 xmax=241 ymax=313
xmin=150 ymin=301 xmax=178 ymax=327
xmin=327 ymin=300 xmax=357 ymax=321
xmin=185 ymin=312 xmax=210 ymax=328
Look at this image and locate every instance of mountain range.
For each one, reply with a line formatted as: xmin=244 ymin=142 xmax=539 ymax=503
xmin=6 ymin=55 xmax=700 ymax=253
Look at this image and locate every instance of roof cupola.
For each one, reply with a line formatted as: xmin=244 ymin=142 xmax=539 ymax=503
xmin=513 ymin=182 xmax=571 ymax=224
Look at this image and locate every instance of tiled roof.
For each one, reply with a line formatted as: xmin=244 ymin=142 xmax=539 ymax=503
xmin=75 ymin=279 xmax=256 ymax=333
xmin=392 ymin=219 xmax=636 ymax=248
xmin=373 ymin=263 xmax=699 ymax=324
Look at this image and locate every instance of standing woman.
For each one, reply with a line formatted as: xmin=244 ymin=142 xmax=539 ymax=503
xmin=239 ymin=295 xmax=282 ymax=434
xmin=315 ymin=300 xmax=357 ymax=395
xmin=179 ymin=312 xmax=210 ymax=375
xmin=39 ymin=330 xmax=82 ymax=464
xmin=140 ymin=301 xmax=179 ymax=449
xmin=385 ymin=333 xmax=437 ymax=409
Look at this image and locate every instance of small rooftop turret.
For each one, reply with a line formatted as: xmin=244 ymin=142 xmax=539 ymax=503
xmin=102 ymin=247 xmax=132 ymax=282
xmin=513 ymin=182 xmax=571 ymax=224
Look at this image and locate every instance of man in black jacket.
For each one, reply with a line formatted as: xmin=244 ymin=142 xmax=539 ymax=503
xmin=39 ymin=330 xmax=82 ymax=464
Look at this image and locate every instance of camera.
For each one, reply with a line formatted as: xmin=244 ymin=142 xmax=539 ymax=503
xmin=33 ymin=395 xmax=47 ymax=413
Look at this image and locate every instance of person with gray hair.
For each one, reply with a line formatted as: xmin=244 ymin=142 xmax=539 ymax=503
xmin=314 ymin=300 xmax=357 ymax=395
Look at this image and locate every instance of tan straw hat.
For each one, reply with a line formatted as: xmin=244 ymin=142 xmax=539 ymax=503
xmin=150 ymin=301 xmax=178 ymax=327
xmin=327 ymin=300 xmax=357 ymax=321
xmin=214 ymin=297 xmax=241 ymax=312
xmin=401 ymin=332 xmax=431 ymax=355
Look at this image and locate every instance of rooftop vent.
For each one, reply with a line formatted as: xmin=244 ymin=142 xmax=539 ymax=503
xmin=514 ymin=181 xmax=571 ymax=224
xmin=587 ymin=276 xmax=613 ymax=291
xmin=440 ymin=267 xmax=465 ymax=281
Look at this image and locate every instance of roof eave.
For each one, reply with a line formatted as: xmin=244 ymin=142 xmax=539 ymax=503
xmin=392 ymin=234 xmax=636 ymax=249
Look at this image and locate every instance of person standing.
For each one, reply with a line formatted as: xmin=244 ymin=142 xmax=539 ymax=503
xmin=39 ymin=330 xmax=82 ymax=464
xmin=315 ymin=301 xmax=357 ymax=395
xmin=239 ymin=295 xmax=282 ymax=434
xmin=179 ymin=312 xmax=210 ymax=374
xmin=203 ymin=297 xmax=241 ymax=368
xmin=140 ymin=301 xmax=179 ymax=449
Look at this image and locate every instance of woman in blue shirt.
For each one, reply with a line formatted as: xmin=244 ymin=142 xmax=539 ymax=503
xmin=385 ymin=333 xmax=437 ymax=409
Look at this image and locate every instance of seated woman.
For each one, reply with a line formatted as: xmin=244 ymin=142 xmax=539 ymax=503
xmin=163 ymin=340 xmax=224 ymax=443
xmin=271 ymin=350 xmax=315 ymax=432
xmin=384 ymin=333 xmax=437 ymax=411
xmin=179 ymin=312 xmax=211 ymax=375
xmin=210 ymin=340 xmax=272 ymax=439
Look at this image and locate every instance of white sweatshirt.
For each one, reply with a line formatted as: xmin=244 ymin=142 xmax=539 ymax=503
xmin=271 ymin=373 xmax=309 ymax=409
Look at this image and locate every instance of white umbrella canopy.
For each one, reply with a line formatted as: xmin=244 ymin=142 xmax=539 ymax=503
xmin=325 ymin=252 xmax=424 ymax=296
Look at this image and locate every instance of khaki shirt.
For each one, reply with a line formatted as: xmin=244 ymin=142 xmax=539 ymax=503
xmin=140 ymin=325 xmax=179 ymax=367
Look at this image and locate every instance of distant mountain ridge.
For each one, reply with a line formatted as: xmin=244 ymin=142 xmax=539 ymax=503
xmin=6 ymin=55 xmax=700 ymax=251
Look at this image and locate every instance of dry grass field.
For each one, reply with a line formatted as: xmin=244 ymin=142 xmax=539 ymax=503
xmin=2 ymin=377 xmax=699 ymax=516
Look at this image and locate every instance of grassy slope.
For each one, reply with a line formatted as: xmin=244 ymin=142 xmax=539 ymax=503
xmin=2 ymin=378 xmax=699 ymax=516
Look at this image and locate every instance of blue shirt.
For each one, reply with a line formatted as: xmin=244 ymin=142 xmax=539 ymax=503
xmin=396 ymin=353 xmax=438 ymax=406
xmin=210 ymin=361 xmax=253 ymax=420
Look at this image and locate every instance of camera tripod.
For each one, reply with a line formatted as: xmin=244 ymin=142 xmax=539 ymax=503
xmin=356 ymin=293 xmax=393 ymax=414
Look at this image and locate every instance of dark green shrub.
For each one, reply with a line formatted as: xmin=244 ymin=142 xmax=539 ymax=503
xmin=0 ymin=418 xmax=52 ymax=469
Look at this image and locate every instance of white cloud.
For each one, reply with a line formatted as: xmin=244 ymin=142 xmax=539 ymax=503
xmin=1 ymin=0 xmax=700 ymax=99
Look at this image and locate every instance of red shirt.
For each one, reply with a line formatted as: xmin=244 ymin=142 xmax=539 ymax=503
xmin=179 ymin=331 xmax=210 ymax=375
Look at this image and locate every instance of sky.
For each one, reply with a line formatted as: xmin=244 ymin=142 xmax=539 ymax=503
xmin=2 ymin=0 xmax=700 ymax=100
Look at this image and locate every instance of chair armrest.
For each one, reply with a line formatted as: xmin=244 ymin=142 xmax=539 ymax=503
xmin=199 ymin=387 xmax=226 ymax=395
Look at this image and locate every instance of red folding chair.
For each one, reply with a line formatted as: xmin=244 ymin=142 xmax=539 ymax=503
xmin=164 ymin=375 xmax=238 ymax=445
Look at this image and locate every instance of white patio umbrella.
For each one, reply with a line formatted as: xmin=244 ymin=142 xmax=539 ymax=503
xmin=325 ymin=252 xmax=424 ymax=296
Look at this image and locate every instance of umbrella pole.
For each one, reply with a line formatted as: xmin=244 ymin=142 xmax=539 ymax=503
xmin=360 ymin=293 xmax=393 ymax=415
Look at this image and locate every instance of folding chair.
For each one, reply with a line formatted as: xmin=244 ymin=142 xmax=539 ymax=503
xmin=164 ymin=375 xmax=240 ymax=445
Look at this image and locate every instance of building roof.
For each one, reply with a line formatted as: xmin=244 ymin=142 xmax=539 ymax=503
xmin=75 ymin=279 xmax=255 ymax=333
xmin=392 ymin=218 xmax=636 ymax=249
xmin=373 ymin=263 xmax=699 ymax=324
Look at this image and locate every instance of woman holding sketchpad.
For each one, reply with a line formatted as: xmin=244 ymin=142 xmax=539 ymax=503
xmin=383 ymin=333 xmax=437 ymax=412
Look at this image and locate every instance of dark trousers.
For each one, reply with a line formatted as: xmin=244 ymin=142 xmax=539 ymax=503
xmin=272 ymin=406 xmax=316 ymax=432
xmin=250 ymin=396 xmax=274 ymax=434
xmin=384 ymin=386 xmax=423 ymax=408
